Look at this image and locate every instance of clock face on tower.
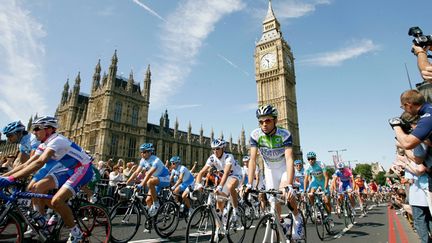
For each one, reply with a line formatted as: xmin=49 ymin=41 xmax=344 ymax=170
xmin=260 ymin=52 xmax=276 ymax=70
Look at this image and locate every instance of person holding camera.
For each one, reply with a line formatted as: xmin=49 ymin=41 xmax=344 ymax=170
xmin=413 ymin=44 xmax=432 ymax=80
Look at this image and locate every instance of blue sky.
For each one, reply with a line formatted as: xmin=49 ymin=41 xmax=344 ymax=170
xmin=0 ymin=0 xmax=431 ymax=169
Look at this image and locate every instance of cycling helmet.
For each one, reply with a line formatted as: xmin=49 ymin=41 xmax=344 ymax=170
xmin=139 ymin=143 xmax=154 ymax=152
xmin=2 ymin=121 xmax=25 ymax=136
xmin=32 ymin=116 xmax=58 ymax=129
xmin=242 ymin=156 xmax=250 ymax=162
xmin=211 ymin=138 xmax=226 ymax=149
xmin=306 ymin=151 xmax=316 ymax=159
xmin=336 ymin=162 xmax=345 ymax=169
xmin=256 ymin=105 xmax=278 ymax=118
xmin=169 ymin=156 xmax=181 ymax=164
xmin=294 ymin=159 xmax=303 ymax=165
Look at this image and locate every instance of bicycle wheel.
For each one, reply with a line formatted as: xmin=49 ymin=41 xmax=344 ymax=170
xmin=186 ymin=205 xmax=215 ymax=243
xmin=0 ymin=212 xmax=23 ymax=242
xmin=240 ymin=202 xmax=254 ymax=229
xmin=346 ymin=202 xmax=355 ymax=224
xmin=154 ymin=200 xmax=179 ymax=238
xmin=342 ymin=203 xmax=349 ymax=228
xmin=110 ymin=201 xmax=141 ymax=243
xmin=100 ymin=196 xmax=116 ymax=212
xmin=77 ymin=203 xmax=111 ymax=243
xmin=227 ymin=206 xmax=246 ymax=243
xmin=252 ymin=214 xmax=281 ymax=243
xmin=314 ymin=206 xmax=325 ymax=241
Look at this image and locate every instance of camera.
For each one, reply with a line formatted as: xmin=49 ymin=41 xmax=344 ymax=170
xmin=408 ymin=26 xmax=432 ymax=48
xmin=399 ymin=120 xmax=412 ymax=134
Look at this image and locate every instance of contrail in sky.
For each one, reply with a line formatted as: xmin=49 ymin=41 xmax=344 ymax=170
xmin=217 ymin=53 xmax=250 ymax=76
xmin=132 ymin=0 xmax=167 ymax=22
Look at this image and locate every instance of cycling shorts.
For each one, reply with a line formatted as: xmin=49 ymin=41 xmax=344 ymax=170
xmin=308 ymin=179 xmax=328 ymax=194
xmin=179 ymin=178 xmax=195 ymax=192
xmin=358 ymin=186 xmax=365 ymax=193
xmin=339 ymin=181 xmax=352 ymax=193
xmin=264 ymin=166 xmax=287 ymax=190
xmin=155 ymin=175 xmax=170 ymax=193
xmin=61 ymin=163 xmax=94 ymax=196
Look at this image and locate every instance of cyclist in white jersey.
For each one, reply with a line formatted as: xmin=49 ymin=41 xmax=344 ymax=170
xmin=169 ymin=156 xmax=195 ymax=213
xmin=2 ymin=121 xmax=40 ymax=166
xmin=247 ymin=104 xmax=303 ymax=240
xmin=0 ymin=116 xmax=94 ymax=242
xmin=127 ymin=143 xmax=170 ymax=217
xmin=195 ymin=138 xmax=243 ymax=220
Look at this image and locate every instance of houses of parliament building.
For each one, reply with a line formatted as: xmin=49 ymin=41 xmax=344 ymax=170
xmin=0 ymin=1 xmax=302 ymax=164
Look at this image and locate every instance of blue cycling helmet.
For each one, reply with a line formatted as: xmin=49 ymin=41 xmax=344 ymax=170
xmin=32 ymin=116 xmax=58 ymax=129
xmin=294 ymin=159 xmax=303 ymax=165
xmin=242 ymin=156 xmax=250 ymax=162
xmin=306 ymin=151 xmax=316 ymax=159
xmin=256 ymin=105 xmax=278 ymax=118
xmin=211 ymin=138 xmax=226 ymax=149
xmin=2 ymin=121 xmax=25 ymax=136
xmin=170 ymin=156 xmax=181 ymax=164
xmin=139 ymin=143 xmax=154 ymax=152
xmin=336 ymin=162 xmax=345 ymax=169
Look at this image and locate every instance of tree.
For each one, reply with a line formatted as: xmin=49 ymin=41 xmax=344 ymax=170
xmin=326 ymin=166 xmax=335 ymax=177
xmin=354 ymin=163 xmax=373 ymax=181
xmin=375 ymin=171 xmax=386 ymax=185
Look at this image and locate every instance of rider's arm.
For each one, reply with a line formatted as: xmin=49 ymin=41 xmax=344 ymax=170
xmin=172 ymin=172 xmax=184 ymax=190
xmin=126 ymin=165 xmax=143 ymax=184
xmin=284 ymin=147 xmax=294 ymax=186
xmin=10 ymin=148 xmax=54 ymax=179
xmin=4 ymin=153 xmax=40 ymax=176
xmin=248 ymin=146 xmax=258 ymax=185
xmin=304 ymin=174 xmax=310 ymax=192
xmin=196 ymin=165 xmax=210 ymax=186
xmin=324 ymin=171 xmax=329 ymax=189
xmin=219 ymin=163 xmax=232 ymax=189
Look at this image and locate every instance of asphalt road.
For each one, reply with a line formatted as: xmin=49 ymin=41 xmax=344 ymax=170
xmin=124 ymin=203 xmax=414 ymax=243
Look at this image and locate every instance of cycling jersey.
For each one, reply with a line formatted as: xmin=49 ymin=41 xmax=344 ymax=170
xmin=205 ymin=153 xmax=242 ymax=179
xmin=305 ymin=161 xmax=327 ymax=181
xmin=35 ymin=133 xmax=92 ymax=168
xmin=334 ymin=168 xmax=353 ymax=192
xmin=250 ymin=127 xmax=292 ymax=169
xmin=369 ymin=183 xmax=378 ymax=192
xmin=294 ymin=167 xmax=305 ymax=191
xmin=171 ymin=165 xmax=194 ymax=191
xmin=140 ymin=155 xmax=170 ymax=192
xmin=354 ymin=178 xmax=365 ymax=188
xmin=19 ymin=133 xmax=40 ymax=155
xmin=241 ymin=166 xmax=249 ymax=185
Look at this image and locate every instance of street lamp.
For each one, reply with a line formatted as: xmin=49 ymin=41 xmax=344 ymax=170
xmin=328 ymin=149 xmax=347 ymax=166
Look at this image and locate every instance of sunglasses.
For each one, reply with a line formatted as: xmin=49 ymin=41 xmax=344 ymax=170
xmin=307 ymin=158 xmax=316 ymax=161
xmin=32 ymin=126 xmax=45 ymax=132
xmin=259 ymin=118 xmax=274 ymax=125
xmin=5 ymin=133 xmax=14 ymax=138
xmin=212 ymin=148 xmax=222 ymax=151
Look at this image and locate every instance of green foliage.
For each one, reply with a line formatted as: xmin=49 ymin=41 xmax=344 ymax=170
xmin=375 ymin=171 xmax=386 ymax=186
xmin=354 ymin=163 xmax=373 ymax=181
xmin=326 ymin=166 xmax=335 ymax=177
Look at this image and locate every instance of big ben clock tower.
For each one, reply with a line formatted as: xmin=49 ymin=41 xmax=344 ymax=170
xmin=254 ymin=0 xmax=301 ymax=157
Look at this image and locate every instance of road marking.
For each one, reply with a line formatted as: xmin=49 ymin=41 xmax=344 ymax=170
xmin=333 ymin=223 xmax=354 ymax=239
xmin=388 ymin=207 xmax=396 ymax=243
xmin=392 ymin=208 xmax=408 ymax=243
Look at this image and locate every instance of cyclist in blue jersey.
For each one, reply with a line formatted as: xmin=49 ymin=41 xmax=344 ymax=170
xmin=0 ymin=116 xmax=94 ymax=242
xmin=133 ymin=143 xmax=170 ymax=217
xmin=304 ymin=151 xmax=334 ymax=227
xmin=2 ymin=120 xmax=40 ymax=166
xmin=293 ymin=160 xmax=305 ymax=192
xmin=247 ymin=105 xmax=303 ymax=239
xmin=169 ymin=156 xmax=194 ymax=214
xmin=241 ymin=156 xmax=250 ymax=186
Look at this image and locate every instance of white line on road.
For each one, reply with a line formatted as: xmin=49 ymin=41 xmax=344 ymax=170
xmin=333 ymin=223 xmax=354 ymax=239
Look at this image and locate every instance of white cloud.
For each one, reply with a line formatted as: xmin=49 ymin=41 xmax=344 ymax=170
xmin=150 ymin=0 xmax=245 ymax=107
xmin=96 ymin=6 xmax=115 ymax=16
xmin=132 ymin=0 xmax=166 ymax=22
xmin=299 ymin=39 xmax=380 ymax=66
xmin=252 ymin=0 xmax=331 ymax=20
xmin=0 ymin=0 xmax=47 ymax=124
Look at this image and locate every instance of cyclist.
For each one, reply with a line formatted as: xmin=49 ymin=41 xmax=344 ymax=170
xmin=293 ymin=159 xmax=305 ymax=192
xmin=304 ymin=151 xmax=334 ymax=227
xmin=169 ymin=156 xmax=195 ymax=214
xmin=0 ymin=116 xmax=94 ymax=243
xmin=195 ymin=138 xmax=242 ymax=221
xmin=247 ymin=105 xmax=303 ymax=239
xmin=2 ymin=120 xmax=40 ymax=166
xmin=354 ymin=174 xmax=366 ymax=210
xmin=241 ymin=156 xmax=250 ymax=187
xmin=332 ymin=162 xmax=355 ymax=214
xmin=127 ymin=143 xmax=170 ymax=217
xmin=369 ymin=179 xmax=379 ymax=201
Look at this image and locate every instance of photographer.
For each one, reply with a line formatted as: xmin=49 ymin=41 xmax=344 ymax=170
xmin=413 ymin=44 xmax=432 ymax=80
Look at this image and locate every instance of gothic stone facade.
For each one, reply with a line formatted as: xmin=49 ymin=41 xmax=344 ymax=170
xmin=55 ymin=51 xmax=246 ymax=167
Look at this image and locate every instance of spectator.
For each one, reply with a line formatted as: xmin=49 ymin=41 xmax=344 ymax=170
xmin=97 ymin=160 xmax=110 ymax=180
xmin=117 ymin=159 xmax=125 ymax=170
xmin=123 ymin=162 xmax=135 ymax=181
xmin=108 ymin=165 xmax=124 ymax=196
xmin=412 ymin=45 xmax=432 ymax=82
xmin=1 ymin=155 xmax=15 ymax=172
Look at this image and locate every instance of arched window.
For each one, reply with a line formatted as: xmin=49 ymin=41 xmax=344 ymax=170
xmin=131 ymin=106 xmax=139 ymax=126
xmin=114 ymin=101 xmax=122 ymax=122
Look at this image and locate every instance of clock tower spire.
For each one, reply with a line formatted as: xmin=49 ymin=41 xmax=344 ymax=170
xmin=254 ymin=0 xmax=302 ymax=158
